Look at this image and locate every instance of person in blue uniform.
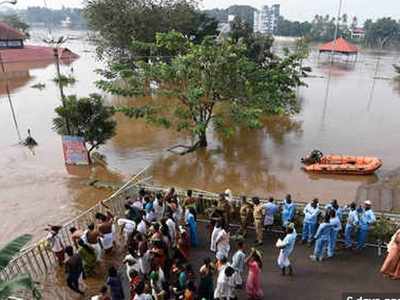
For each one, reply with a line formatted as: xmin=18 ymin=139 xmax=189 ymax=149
xmin=302 ymin=198 xmax=320 ymax=244
xmin=327 ymin=209 xmax=342 ymax=258
xmin=281 ymin=194 xmax=296 ymax=227
xmin=357 ymin=200 xmax=376 ymax=251
xmin=325 ymin=199 xmax=343 ymax=221
xmin=344 ymin=202 xmax=359 ymax=249
xmin=310 ymin=213 xmax=332 ymax=262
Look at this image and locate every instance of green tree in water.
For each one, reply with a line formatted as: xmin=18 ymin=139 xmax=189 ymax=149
xmin=0 ymin=234 xmax=41 ymax=300
xmin=97 ymin=32 xmax=309 ymax=154
xmin=53 ymin=94 xmax=117 ymax=161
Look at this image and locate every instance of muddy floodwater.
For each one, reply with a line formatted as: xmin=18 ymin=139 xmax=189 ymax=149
xmin=1 ymin=30 xmax=400 ymax=245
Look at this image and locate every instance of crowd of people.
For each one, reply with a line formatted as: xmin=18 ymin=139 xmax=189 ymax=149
xmin=43 ymin=188 xmax=400 ymax=300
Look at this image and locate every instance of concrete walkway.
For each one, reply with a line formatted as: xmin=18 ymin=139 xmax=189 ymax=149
xmin=186 ymin=224 xmax=399 ymax=300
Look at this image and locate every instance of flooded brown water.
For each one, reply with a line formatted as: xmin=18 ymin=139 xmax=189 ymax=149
xmin=1 ymin=30 xmax=400 ymax=247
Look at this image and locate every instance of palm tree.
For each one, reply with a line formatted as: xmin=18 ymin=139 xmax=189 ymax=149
xmin=0 ymin=235 xmax=41 ymax=300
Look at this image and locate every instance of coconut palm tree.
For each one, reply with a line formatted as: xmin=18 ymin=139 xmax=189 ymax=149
xmin=0 ymin=234 xmax=41 ymax=300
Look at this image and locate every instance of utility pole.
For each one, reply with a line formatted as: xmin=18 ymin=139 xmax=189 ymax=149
xmin=331 ymin=0 xmax=344 ymax=64
xmin=0 ymin=51 xmax=22 ymax=143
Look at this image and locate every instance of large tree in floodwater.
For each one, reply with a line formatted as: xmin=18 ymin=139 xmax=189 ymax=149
xmin=83 ymin=0 xmax=218 ymax=63
xmin=97 ymin=31 xmax=309 ymax=154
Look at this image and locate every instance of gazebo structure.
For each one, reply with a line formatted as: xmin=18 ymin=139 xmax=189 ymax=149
xmin=319 ymin=37 xmax=359 ymax=62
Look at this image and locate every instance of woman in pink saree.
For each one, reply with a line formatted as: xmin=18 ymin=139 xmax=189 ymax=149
xmin=246 ymin=248 xmax=264 ymax=300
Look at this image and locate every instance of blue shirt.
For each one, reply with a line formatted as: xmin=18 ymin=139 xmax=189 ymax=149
xmin=264 ymin=202 xmax=278 ymax=217
xmin=325 ymin=204 xmax=343 ymax=220
xmin=282 ymin=200 xmax=296 ymax=223
xmin=282 ymin=231 xmax=297 ymax=256
xmin=359 ymin=209 xmax=376 ymax=230
xmin=303 ymin=203 xmax=320 ymax=224
xmin=330 ymin=216 xmax=342 ymax=232
xmin=314 ymin=223 xmax=333 ymax=240
xmin=231 ymin=249 xmax=246 ymax=273
xmin=346 ymin=210 xmax=359 ymax=226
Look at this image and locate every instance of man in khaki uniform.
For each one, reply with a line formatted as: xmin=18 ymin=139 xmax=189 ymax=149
xmin=239 ymin=196 xmax=253 ymax=237
xmin=216 ymin=193 xmax=232 ymax=227
xmin=253 ymin=197 xmax=265 ymax=246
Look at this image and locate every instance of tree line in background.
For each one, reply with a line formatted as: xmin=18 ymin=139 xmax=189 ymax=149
xmin=1 ymin=6 xmax=86 ymax=30
xmin=276 ymin=14 xmax=400 ymax=49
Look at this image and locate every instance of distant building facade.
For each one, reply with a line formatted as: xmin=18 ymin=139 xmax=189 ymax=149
xmin=254 ymin=4 xmax=280 ymax=34
xmin=0 ymin=22 xmax=25 ymax=49
xmin=351 ymin=27 xmax=365 ymax=40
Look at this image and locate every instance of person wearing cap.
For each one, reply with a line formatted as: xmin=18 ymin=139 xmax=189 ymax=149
xmin=239 ymin=196 xmax=253 ymax=237
xmin=302 ymin=198 xmax=320 ymax=244
xmin=281 ymin=194 xmax=296 ymax=227
xmin=252 ymin=197 xmax=265 ymax=246
xmin=344 ymin=202 xmax=359 ymax=249
xmin=276 ymin=223 xmax=297 ymax=276
xmin=356 ymin=200 xmax=376 ymax=250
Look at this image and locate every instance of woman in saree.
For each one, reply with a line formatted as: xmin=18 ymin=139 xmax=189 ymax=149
xmin=78 ymin=239 xmax=97 ymax=276
xmin=246 ymin=248 xmax=264 ymax=300
xmin=380 ymin=229 xmax=400 ymax=279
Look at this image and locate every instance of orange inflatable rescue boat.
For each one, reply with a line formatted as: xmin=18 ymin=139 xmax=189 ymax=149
xmin=301 ymin=150 xmax=383 ymax=175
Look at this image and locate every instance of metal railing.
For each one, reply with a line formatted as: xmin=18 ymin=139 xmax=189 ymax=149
xmin=0 ymin=166 xmax=150 ymax=282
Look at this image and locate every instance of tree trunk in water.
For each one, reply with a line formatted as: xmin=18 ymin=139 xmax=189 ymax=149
xmin=198 ymin=132 xmax=208 ymax=148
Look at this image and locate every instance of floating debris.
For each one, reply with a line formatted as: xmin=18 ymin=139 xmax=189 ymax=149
xmin=23 ymin=129 xmax=38 ymax=147
xmin=31 ymin=83 xmax=46 ymax=90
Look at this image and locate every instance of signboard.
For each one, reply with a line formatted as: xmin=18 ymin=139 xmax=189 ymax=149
xmin=62 ymin=135 xmax=89 ymax=165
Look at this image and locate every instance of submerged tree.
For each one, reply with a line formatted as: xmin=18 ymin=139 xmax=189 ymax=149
xmin=53 ymin=94 xmax=117 ymax=160
xmin=97 ymin=32 xmax=309 ymax=154
xmin=0 ymin=234 xmax=41 ymax=300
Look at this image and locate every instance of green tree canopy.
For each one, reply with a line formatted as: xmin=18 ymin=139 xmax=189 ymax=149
xmin=53 ymin=94 xmax=117 ymax=158
xmin=83 ymin=0 xmax=218 ymax=62
xmin=364 ymin=18 xmax=400 ymax=49
xmin=97 ymin=32 xmax=308 ymax=154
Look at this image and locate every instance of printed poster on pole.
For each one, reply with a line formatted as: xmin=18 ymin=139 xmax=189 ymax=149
xmin=62 ymin=135 xmax=89 ymax=165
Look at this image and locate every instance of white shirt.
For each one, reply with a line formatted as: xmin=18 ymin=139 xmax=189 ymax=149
xmin=134 ymin=294 xmax=153 ymax=300
xmin=216 ymin=229 xmax=230 ymax=258
xmin=211 ymin=226 xmax=222 ymax=252
xmin=166 ymin=218 xmax=177 ymax=245
xmin=47 ymin=232 xmax=63 ymax=252
xmin=137 ymin=220 xmax=147 ymax=235
xmin=153 ymin=198 xmax=165 ymax=220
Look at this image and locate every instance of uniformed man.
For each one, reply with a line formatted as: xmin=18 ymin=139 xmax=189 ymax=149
xmin=217 ymin=192 xmax=232 ymax=227
xmin=239 ymin=196 xmax=253 ymax=237
xmin=253 ymin=197 xmax=265 ymax=246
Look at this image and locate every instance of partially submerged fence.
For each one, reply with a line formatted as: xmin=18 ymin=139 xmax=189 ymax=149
xmin=0 ymin=167 xmax=150 ymax=282
xmin=1 ymin=167 xmax=399 ymax=282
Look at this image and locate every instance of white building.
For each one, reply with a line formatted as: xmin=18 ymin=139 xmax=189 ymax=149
xmin=254 ymin=4 xmax=280 ymax=34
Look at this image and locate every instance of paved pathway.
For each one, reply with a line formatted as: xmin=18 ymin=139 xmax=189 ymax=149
xmin=41 ymin=222 xmax=398 ymax=300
